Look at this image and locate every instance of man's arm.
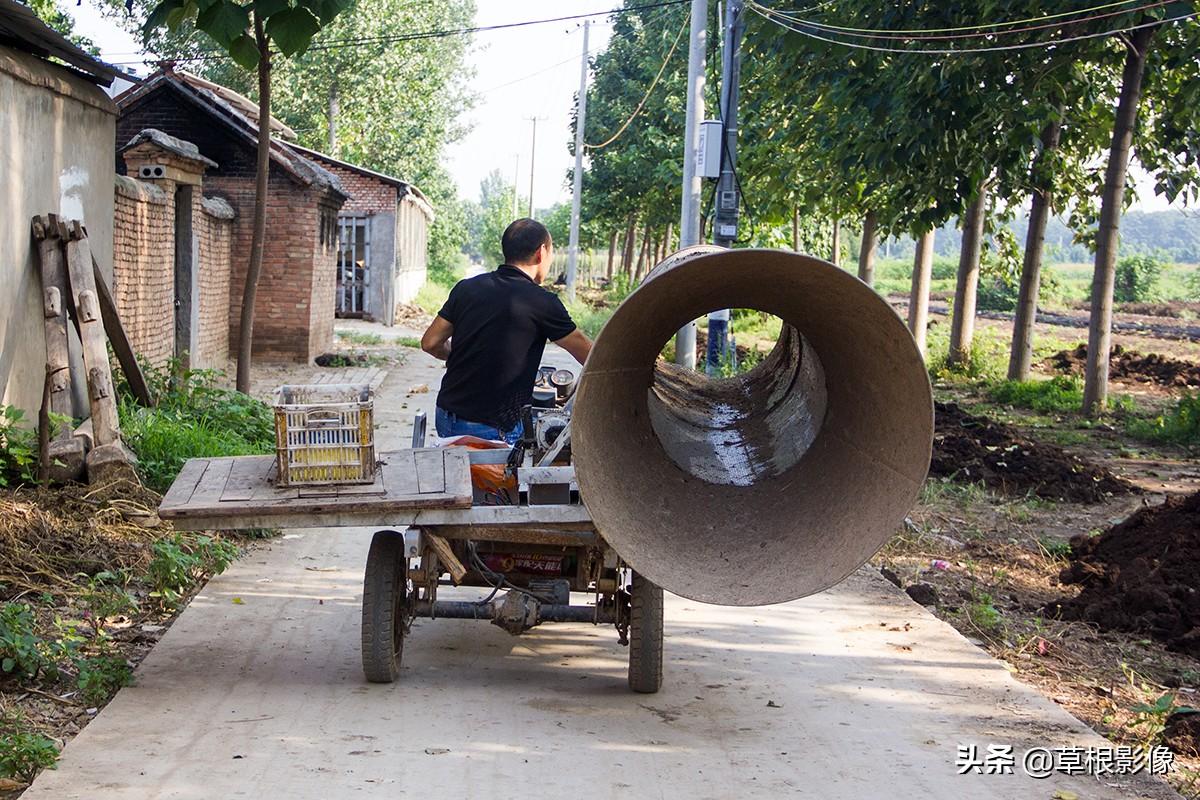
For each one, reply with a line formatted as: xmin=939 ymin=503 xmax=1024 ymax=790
xmin=554 ymin=329 xmax=592 ymax=365
xmin=421 ymin=316 xmax=454 ymax=361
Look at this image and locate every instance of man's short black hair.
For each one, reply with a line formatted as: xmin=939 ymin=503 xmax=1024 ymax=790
xmin=501 ymin=218 xmax=552 ymax=264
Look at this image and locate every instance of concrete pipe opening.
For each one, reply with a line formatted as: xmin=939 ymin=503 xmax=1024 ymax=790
xmin=572 ymin=247 xmax=933 ymax=606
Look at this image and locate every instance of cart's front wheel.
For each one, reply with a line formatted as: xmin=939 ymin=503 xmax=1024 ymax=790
xmin=627 ymin=572 xmax=663 ymax=694
xmin=362 ymin=530 xmax=408 ymax=683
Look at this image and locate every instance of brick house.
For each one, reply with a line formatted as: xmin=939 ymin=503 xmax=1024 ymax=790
xmin=114 ymin=67 xmax=348 ymax=363
xmin=291 ymin=145 xmax=434 ymax=326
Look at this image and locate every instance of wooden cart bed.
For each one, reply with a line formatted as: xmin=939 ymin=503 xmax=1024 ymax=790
xmin=158 ymin=448 xmax=594 ymax=533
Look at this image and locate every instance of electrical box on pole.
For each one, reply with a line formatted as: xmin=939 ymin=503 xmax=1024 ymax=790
xmin=696 ymin=119 xmax=722 ymax=179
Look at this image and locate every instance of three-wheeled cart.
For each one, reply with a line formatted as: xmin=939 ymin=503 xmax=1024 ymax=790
xmin=158 ymin=428 xmax=665 ymax=693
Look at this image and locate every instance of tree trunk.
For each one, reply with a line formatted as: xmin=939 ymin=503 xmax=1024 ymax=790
xmin=634 ymin=221 xmax=652 ymax=281
xmin=948 ymin=183 xmax=989 ymax=368
xmin=607 ymin=230 xmax=618 ymax=279
xmin=1008 ymin=118 xmax=1063 ymax=381
xmin=1084 ymin=24 xmax=1156 ymax=416
xmin=792 ymin=206 xmax=800 ymax=251
xmin=830 ymin=218 xmax=841 ymax=266
xmin=908 ymin=230 xmax=935 ymax=356
xmin=236 ymin=18 xmax=271 ymax=394
xmin=620 ymin=217 xmax=636 ymax=275
xmin=663 ymin=221 xmax=673 ymax=258
xmin=857 ymin=210 xmax=877 ymax=287
xmin=327 ymin=79 xmax=339 ymax=157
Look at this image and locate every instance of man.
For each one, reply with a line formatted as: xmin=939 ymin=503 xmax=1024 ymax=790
xmin=421 ymin=218 xmax=592 ymax=444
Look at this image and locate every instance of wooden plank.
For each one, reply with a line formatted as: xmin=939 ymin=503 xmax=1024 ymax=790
xmin=443 ymin=448 xmax=471 ymax=500
xmin=187 ymin=458 xmax=234 ymax=511
xmin=160 ymin=458 xmax=209 ymax=514
xmin=221 ymin=457 xmax=273 ymax=502
xmin=63 ymin=222 xmax=121 ymax=446
xmin=414 ymin=448 xmax=445 ymax=494
xmin=92 ymin=255 xmax=153 ymax=406
xmin=425 ymin=533 xmax=466 ymax=583
xmin=31 ymin=215 xmax=73 ymax=427
xmin=380 ymin=450 xmax=419 ymax=496
xmin=168 ymin=505 xmax=596 ymax=533
xmin=158 ymin=450 xmax=473 ymax=522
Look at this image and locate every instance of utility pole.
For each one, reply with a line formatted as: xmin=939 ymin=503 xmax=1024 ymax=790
xmin=674 ymin=0 xmax=707 ymax=369
xmin=706 ymin=0 xmax=746 ymax=374
xmin=526 ymin=116 xmax=546 ymax=218
xmin=566 ymin=21 xmax=590 ymax=304
xmin=511 ymin=153 xmax=520 ymax=219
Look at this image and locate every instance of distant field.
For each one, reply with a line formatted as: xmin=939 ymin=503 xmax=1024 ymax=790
xmin=871 ymin=257 xmax=1199 ymax=306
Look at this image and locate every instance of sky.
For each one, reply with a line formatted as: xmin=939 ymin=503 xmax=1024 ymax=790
xmin=65 ymin=0 xmax=1179 ymax=214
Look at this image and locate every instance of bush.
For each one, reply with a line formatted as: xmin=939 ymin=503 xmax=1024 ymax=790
xmin=74 ymin=653 xmax=133 ymax=704
xmin=931 ymin=256 xmax=958 ymax=281
xmin=1114 ymin=254 xmax=1167 ymax=303
xmin=0 ymin=604 xmax=48 ymax=679
xmin=0 ymin=732 xmax=58 ymax=781
xmin=146 ymin=534 xmax=238 ymax=609
xmin=0 ymin=406 xmax=37 ymax=488
xmin=988 ymin=376 xmax=1083 ymax=414
xmin=1128 ymin=392 xmax=1200 ymax=446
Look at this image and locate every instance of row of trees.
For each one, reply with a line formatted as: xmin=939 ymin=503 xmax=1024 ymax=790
xmin=578 ymin=0 xmax=1200 ymax=415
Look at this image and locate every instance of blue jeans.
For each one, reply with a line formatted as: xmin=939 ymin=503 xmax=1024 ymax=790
xmin=435 ymin=407 xmax=523 ymax=445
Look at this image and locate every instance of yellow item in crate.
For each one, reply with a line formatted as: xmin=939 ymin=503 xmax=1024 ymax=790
xmin=273 ymin=384 xmax=376 ymax=486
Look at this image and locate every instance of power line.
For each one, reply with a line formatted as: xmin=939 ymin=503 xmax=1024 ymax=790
xmin=477 ymin=3 xmax=678 ymax=94
xmin=585 ymin=12 xmax=688 ymax=149
xmin=771 ymin=0 xmax=1174 ymax=42
xmin=306 ymin=0 xmax=689 ymax=51
xmin=750 ymin=3 xmax=1198 ymax=55
xmin=107 ymin=0 xmax=690 ymax=65
xmin=759 ymin=0 xmax=1155 ymax=35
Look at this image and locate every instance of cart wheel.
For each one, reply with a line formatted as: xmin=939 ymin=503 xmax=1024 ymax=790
xmin=627 ymin=572 xmax=663 ymax=694
xmin=361 ymin=530 xmax=408 ymax=683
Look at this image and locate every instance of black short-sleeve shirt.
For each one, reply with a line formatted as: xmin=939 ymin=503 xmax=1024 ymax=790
xmin=436 ymin=265 xmax=577 ymax=429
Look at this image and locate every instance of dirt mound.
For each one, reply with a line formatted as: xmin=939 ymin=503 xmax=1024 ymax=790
xmin=931 ymin=402 xmax=1134 ymax=502
xmin=1047 ymin=343 xmax=1200 ymax=388
xmin=1051 ymin=491 xmax=1200 ymax=656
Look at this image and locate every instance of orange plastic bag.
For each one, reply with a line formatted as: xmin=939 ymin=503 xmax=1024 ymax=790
xmin=439 ymin=435 xmax=517 ymax=498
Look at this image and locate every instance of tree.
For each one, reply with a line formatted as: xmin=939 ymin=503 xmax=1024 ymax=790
xmin=143 ymin=0 xmax=353 ymax=392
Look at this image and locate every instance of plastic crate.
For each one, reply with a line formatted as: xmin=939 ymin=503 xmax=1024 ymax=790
xmin=273 ymin=384 xmax=376 ymax=486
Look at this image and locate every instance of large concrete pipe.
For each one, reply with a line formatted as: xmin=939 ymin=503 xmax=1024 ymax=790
xmin=572 ymin=247 xmax=933 ymax=606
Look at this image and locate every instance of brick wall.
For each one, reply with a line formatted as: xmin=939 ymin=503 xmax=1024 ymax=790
xmin=195 ymin=196 xmax=234 ymax=368
xmin=112 ymin=175 xmax=175 ymax=366
xmin=320 ymin=163 xmax=395 ymax=215
xmin=210 ymin=174 xmax=334 ymax=362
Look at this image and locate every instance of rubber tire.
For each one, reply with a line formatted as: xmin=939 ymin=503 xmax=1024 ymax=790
xmin=361 ymin=530 xmax=407 ymax=683
xmin=627 ymin=572 xmax=664 ymax=693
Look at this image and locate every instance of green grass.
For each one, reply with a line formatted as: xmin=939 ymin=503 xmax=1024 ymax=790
xmin=397 ymin=336 xmax=421 ymax=349
xmin=118 ymin=361 xmax=275 ymax=493
xmin=414 ymin=281 xmax=451 ymax=317
xmin=336 ymin=331 xmax=383 ymax=346
xmin=564 ymin=301 xmax=615 ymax=339
xmin=988 ymin=375 xmax=1083 ymax=414
xmin=1127 ymin=392 xmax=1200 ymax=446
xmin=925 ymin=325 xmax=1008 ymax=384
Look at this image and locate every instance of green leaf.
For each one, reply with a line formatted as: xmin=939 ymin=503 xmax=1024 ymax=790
xmin=227 ymin=33 xmax=260 ymax=70
xmin=264 ymin=6 xmax=320 ymax=56
xmin=195 ymin=1 xmax=251 ymax=48
xmin=164 ymin=0 xmax=199 ymax=31
xmin=142 ymin=0 xmax=183 ymax=41
xmin=253 ymin=0 xmax=290 ymax=17
xmin=2 ymin=658 xmax=14 ymax=673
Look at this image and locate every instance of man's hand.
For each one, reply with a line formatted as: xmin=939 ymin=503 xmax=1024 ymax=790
xmin=554 ymin=329 xmax=592 ymax=365
xmin=421 ymin=316 xmax=453 ymax=361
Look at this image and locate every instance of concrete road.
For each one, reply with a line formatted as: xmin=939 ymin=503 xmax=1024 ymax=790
xmin=26 ymin=324 xmax=1177 ymax=799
